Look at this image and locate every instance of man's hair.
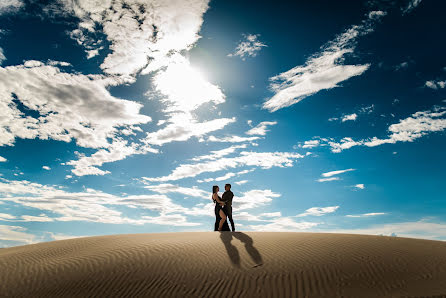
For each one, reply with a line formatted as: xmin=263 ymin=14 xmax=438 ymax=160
xmin=225 ymin=183 xmax=231 ymax=189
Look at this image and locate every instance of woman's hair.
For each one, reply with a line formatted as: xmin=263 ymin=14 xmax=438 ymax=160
xmin=212 ymin=185 xmax=219 ymax=193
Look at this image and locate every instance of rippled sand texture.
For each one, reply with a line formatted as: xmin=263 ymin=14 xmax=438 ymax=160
xmin=1 ymin=232 xmax=446 ymax=297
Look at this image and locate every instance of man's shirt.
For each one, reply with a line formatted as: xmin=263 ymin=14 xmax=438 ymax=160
xmin=222 ymin=190 xmax=234 ymax=207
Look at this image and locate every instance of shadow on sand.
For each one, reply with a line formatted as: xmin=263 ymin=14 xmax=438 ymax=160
xmin=219 ymin=232 xmax=263 ymax=268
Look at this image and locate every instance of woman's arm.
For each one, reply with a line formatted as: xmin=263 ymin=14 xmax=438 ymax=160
xmin=213 ymin=193 xmax=225 ymax=205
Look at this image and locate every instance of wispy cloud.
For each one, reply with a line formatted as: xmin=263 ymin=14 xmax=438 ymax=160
xmin=143 ymin=151 xmax=305 ymax=182
xmin=341 ymin=113 xmax=357 ymax=122
xmin=0 ymin=0 xmax=24 ymax=15
xmin=318 ymin=219 xmax=446 ymax=241
xmin=317 ymin=177 xmax=340 ymax=182
xmin=0 ymin=178 xmax=200 ymax=227
xmin=296 ymin=206 xmax=339 ymax=217
xmin=263 ymin=11 xmax=386 ymax=112
xmin=247 ymin=218 xmax=320 ymax=232
xmin=0 ymin=156 xmax=6 ymax=162
xmin=354 ymin=184 xmax=365 ymax=189
xmin=321 ymin=168 xmax=355 ymax=177
xmin=246 ymin=121 xmax=277 ymax=136
xmin=346 ymin=212 xmax=386 ymax=218
xmin=325 ymin=106 xmax=446 ymax=152
xmin=58 ymin=0 xmax=210 ymax=76
xmin=0 ymin=63 xmax=150 ymax=149
xmin=0 ymin=224 xmax=36 ymax=246
xmin=232 ymin=189 xmax=281 ymax=211
xmin=0 ymin=47 xmax=5 ymax=65
xmin=402 ymin=0 xmax=422 ymax=14
xmin=329 ymin=104 xmax=374 ymax=123
xmin=228 ymin=34 xmax=267 ymax=60
xmin=143 ymin=183 xmax=209 ymax=199
xmin=425 ymin=80 xmax=446 ymax=89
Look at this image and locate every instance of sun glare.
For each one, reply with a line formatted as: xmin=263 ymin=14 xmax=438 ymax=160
xmin=154 ymin=58 xmax=225 ymax=112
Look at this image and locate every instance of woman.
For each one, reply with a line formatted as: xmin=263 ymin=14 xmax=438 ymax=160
xmin=212 ymin=185 xmax=229 ymax=231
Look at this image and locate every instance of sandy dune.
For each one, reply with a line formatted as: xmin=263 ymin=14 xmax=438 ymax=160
xmin=1 ymin=232 xmax=445 ymax=297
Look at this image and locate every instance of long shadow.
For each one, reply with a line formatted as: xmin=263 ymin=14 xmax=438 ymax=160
xmin=219 ymin=232 xmax=263 ymax=267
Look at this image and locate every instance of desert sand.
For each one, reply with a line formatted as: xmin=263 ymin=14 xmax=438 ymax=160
xmin=1 ymin=232 xmax=445 ymax=297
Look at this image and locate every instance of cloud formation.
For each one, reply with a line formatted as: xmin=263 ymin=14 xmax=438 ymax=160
xmin=327 ymin=106 xmax=446 ymax=152
xmin=0 ymin=0 xmax=23 ymax=15
xmin=0 ymin=62 xmax=150 ymax=149
xmin=246 ymin=121 xmax=277 ymax=136
xmin=263 ymin=11 xmax=386 ymax=112
xmin=296 ymin=206 xmax=339 ymax=217
xmin=60 ymin=0 xmax=210 ymax=76
xmin=0 ymin=178 xmax=200 ymax=226
xmin=228 ymin=34 xmax=267 ymax=60
xmin=143 ymin=151 xmax=305 ymax=182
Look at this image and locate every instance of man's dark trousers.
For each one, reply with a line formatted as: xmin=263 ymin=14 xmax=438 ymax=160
xmin=227 ymin=205 xmax=235 ymax=232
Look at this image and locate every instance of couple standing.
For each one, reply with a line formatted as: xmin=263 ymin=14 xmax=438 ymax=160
xmin=212 ymin=184 xmax=235 ymax=232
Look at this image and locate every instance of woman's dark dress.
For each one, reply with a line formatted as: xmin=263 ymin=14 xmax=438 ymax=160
xmin=213 ymin=194 xmax=230 ymax=231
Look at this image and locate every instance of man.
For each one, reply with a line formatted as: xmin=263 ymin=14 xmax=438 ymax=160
xmin=222 ymin=183 xmax=235 ymax=232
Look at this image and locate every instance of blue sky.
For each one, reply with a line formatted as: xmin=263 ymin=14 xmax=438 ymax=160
xmin=0 ymin=0 xmax=445 ymax=247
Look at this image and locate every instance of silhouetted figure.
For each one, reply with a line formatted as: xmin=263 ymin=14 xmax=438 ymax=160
xmin=212 ymin=185 xmax=230 ymax=231
xmin=222 ymin=183 xmax=235 ymax=232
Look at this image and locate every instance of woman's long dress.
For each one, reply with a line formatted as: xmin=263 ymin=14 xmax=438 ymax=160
xmin=214 ymin=195 xmax=230 ymax=231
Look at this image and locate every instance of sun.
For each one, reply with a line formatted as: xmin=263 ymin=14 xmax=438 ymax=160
xmin=153 ymin=56 xmax=225 ymax=112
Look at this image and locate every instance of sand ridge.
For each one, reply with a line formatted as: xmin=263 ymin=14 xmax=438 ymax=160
xmin=1 ymin=232 xmax=446 ymax=297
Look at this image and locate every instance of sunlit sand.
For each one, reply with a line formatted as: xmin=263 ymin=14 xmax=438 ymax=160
xmin=1 ymin=232 xmax=446 ymax=297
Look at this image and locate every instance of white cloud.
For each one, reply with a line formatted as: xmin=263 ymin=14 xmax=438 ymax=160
xmin=0 ymin=213 xmax=16 ymax=220
xmin=0 ymin=225 xmax=36 ymax=246
xmin=66 ymin=139 xmax=158 ymax=176
xmin=0 ymin=47 xmax=5 ymax=65
xmin=329 ymin=105 xmax=374 ymax=123
xmin=0 ymin=156 xmax=6 ymax=162
xmin=247 ymin=218 xmax=320 ymax=232
xmin=191 ymin=144 xmax=246 ymax=161
xmin=245 ymin=121 xmax=277 ymax=136
xmin=0 ymin=178 xmax=200 ymax=226
xmin=0 ymin=0 xmax=24 ymax=15
xmin=395 ymin=61 xmax=409 ymax=71
xmin=321 ymin=168 xmax=355 ymax=177
xmin=206 ymin=135 xmax=261 ymax=143
xmin=143 ymin=183 xmax=209 ymax=199
xmin=301 ymin=139 xmax=320 ymax=148
xmin=228 ymin=34 xmax=267 ymax=60
xmin=354 ymin=184 xmax=365 ymax=189
xmin=318 ymin=219 xmax=446 ymax=241
xmin=328 ymin=137 xmax=363 ymax=153
xmin=42 ymin=166 xmax=51 ymax=171
xmin=143 ymin=151 xmax=305 ymax=182
xmin=143 ymin=114 xmax=235 ymax=146
xmin=341 ymin=113 xmax=357 ymax=122
xmin=197 ymin=168 xmax=255 ymax=183
xmin=21 ymin=215 xmax=54 ymax=222
xmin=425 ymin=80 xmax=446 ymax=89
xmin=259 ymin=212 xmax=281 ymax=217
xmin=232 ymin=189 xmax=281 ymax=211
xmin=0 ymin=63 xmax=151 ymax=149
xmin=60 ymin=0 xmax=210 ymax=77
xmin=317 ymin=177 xmax=340 ymax=182
xmin=263 ymin=11 xmax=386 ymax=112
xmin=235 ymin=180 xmax=248 ymax=185
xmin=296 ymin=206 xmax=339 ymax=217
xmin=325 ymin=106 xmax=446 ymax=152
xmin=402 ymin=0 xmax=422 ymax=14
xmin=346 ymin=212 xmax=386 ymax=218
